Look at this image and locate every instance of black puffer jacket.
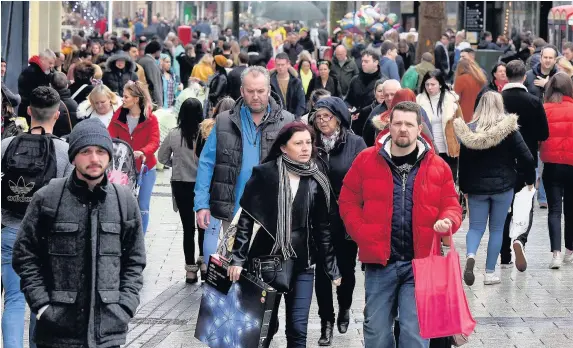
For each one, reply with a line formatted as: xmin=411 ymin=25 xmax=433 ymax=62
xmin=17 ymin=57 xmax=52 ymax=123
xmin=455 ymin=114 xmax=536 ymax=195
xmin=54 ymin=88 xmax=79 ymax=137
xmin=208 ymin=69 xmax=228 ymax=106
xmin=231 ymin=161 xmax=340 ymax=282
xmin=344 ymin=68 xmax=382 ymax=135
xmin=102 ymin=53 xmax=139 ymax=96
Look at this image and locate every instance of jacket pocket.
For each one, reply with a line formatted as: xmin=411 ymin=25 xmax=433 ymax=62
xmin=97 ymin=290 xmax=130 ymax=337
xmin=99 ymin=222 xmax=122 ymax=256
xmin=40 ymin=290 xmax=79 ymax=337
xmin=49 ymin=223 xmax=78 ymax=256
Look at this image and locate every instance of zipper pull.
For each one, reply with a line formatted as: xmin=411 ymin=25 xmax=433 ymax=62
xmin=402 ymin=173 xmax=407 ymax=192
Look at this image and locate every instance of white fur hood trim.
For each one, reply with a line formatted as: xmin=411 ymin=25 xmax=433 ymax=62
xmin=453 ymin=114 xmax=519 ymax=150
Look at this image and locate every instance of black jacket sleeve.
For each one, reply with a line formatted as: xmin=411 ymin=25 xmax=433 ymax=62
xmin=231 ymin=210 xmax=255 ymax=268
xmin=12 ymin=194 xmax=50 ymax=313
xmin=512 ymin=131 xmax=536 ymax=186
xmin=534 ymin=99 xmax=550 ymax=142
xmin=311 ymin=187 xmax=340 ymax=281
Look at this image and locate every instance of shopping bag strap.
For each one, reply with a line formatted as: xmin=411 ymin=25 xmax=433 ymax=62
xmin=431 ymin=227 xmax=455 ymax=254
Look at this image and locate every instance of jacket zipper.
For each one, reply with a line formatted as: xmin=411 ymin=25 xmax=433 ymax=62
xmin=401 ymin=173 xmax=406 ymax=260
xmin=306 ymin=190 xmax=311 ymax=268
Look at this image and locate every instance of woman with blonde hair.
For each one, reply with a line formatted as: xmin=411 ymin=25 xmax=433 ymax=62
xmin=555 ymin=56 xmax=573 ymax=78
xmin=454 ymin=58 xmax=487 ymax=123
xmin=108 ymin=81 xmax=160 ymax=235
xmin=230 ymin=41 xmax=241 ymax=67
xmin=454 ymin=91 xmax=535 ymax=285
xmin=77 ymin=84 xmax=123 ymax=127
xmin=191 ymin=53 xmax=214 ymax=83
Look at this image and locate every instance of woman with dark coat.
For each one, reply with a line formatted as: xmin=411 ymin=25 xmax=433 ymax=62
xmin=102 ymin=53 xmax=138 ymax=97
xmin=177 ymin=44 xmax=196 ymax=87
xmin=228 ymin=122 xmax=341 ymax=348
xmin=474 ymin=62 xmax=507 ymax=110
xmin=305 ymin=61 xmax=342 ymax=101
xmin=308 ymin=97 xmax=366 ymax=346
xmin=207 ymin=55 xmax=228 ymax=107
xmin=454 ymin=91 xmax=535 ymax=286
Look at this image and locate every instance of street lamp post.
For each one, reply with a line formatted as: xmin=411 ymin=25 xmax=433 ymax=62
xmin=108 ymin=0 xmax=113 ymax=34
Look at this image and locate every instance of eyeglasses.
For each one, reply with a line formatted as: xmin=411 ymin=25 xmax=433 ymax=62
xmin=315 ymin=114 xmax=334 ymax=122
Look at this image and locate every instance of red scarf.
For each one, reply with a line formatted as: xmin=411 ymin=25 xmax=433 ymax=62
xmin=495 ymin=80 xmax=508 ymax=92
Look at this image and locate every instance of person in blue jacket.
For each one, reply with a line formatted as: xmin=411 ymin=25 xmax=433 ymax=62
xmin=380 ymin=41 xmax=400 ymax=81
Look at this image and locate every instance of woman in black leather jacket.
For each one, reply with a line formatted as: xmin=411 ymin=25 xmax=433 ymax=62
xmin=309 ymin=97 xmax=367 ymax=346
xmin=207 ymin=55 xmax=228 ymax=107
xmin=228 ymin=122 xmax=341 ymax=348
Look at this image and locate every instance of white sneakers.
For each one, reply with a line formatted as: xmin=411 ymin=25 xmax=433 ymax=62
xmin=564 ymin=251 xmax=573 ymax=264
xmin=550 ymin=253 xmax=563 ymax=269
xmin=513 ymin=240 xmax=527 ymax=272
xmin=483 ymin=273 xmax=501 ymax=285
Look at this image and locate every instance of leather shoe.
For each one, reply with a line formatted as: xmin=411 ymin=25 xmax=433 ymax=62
xmin=318 ymin=320 xmax=334 ymax=346
xmin=337 ymin=309 xmax=350 ymax=334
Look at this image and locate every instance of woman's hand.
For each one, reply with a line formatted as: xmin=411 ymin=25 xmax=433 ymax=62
xmin=228 ymin=266 xmax=243 ymax=282
xmin=433 ymin=218 xmax=452 ymax=233
xmin=332 ymin=278 xmax=342 ymax=287
xmin=134 ymin=151 xmax=146 ymax=163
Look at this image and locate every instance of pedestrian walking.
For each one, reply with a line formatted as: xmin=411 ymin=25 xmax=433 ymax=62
xmin=160 ymin=54 xmax=182 ymax=108
xmin=102 ymin=52 xmax=139 ymax=97
xmin=453 ymin=59 xmax=487 ymax=123
xmin=540 ymin=72 xmax=573 ymax=268
xmin=51 ymin=71 xmax=79 ymax=136
xmin=194 ymin=66 xmax=295 ymax=242
xmin=158 ymin=98 xmax=205 ymax=283
xmin=339 ymin=101 xmax=462 ymax=348
xmin=2 ymin=87 xmax=74 ymax=348
xmin=137 ymin=40 xmax=164 ymax=107
xmin=455 ymin=92 xmax=535 ymax=285
xmin=524 ymin=45 xmax=558 ymax=99
xmin=362 ymin=79 xmax=400 ymax=147
xmin=77 ymin=84 xmax=123 ymax=128
xmin=207 ymin=55 xmax=229 ymax=108
xmin=108 ymin=81 xmax=160 ymax=235
xmin=270 ymin=53 xmax=306 ymax=117
xmin=17 ymin=50 xmax=56 ymax=124
xmin=310 ymin=97 xmax=366 ymax=346
xmin=330 ymin=45 xmax=359 ymax=97
xmin=228 ymin=122 xmax=341 ymax=348
xmin=12 ymin=116 xmax=145 ymax=348
xmin=305 ymin=61 xmax=342 ymax=101
xmin=500 ymin=60 xmax=549 ymax=270
xmin=69 ymin=61 xmax=96 ymax=104
xmin=474 ymin=62 xmax=507 ymax=109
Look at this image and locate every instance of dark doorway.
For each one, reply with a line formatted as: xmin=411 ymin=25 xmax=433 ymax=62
xmin=485 ymin=2 xmax=503 ymax=40
xmin=539 ymin=2 xmax=552 ymax=41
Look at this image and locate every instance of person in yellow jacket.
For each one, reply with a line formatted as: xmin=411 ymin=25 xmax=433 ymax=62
xmin=191 ymin=54 xmax=215 ymax=83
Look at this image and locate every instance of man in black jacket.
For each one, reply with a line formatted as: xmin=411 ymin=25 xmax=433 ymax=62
xmin=331 ymin=45 xmax=359 ymax=96
xmin=226 ymin=53 xmax=249 ymax=101
xmin=270 ymin=53 xmax=306 ymax=117
xmin=254 ymin=28 xmax=274 ymax=64
xmin=13 ymin=118 xmax=146 ymax=348
xmin=17 ymin=49 xmax=56 ymax=124
xmin=434 ymin=34 xmax=450 ymax=80
xmin=524 ymin=45 xmax=558 ymax=100
xmin=283 ymin=32 xmax=304 ymax=66
xmin=51 ymin=72 xmax=79 ymax=136
xmin=344 ymin=49 xmax=382 ymax=135
xmin=501 ymin=60 xmax=550 ymax=272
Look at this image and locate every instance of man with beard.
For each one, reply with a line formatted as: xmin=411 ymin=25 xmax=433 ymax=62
xmin=12 ymin=117 xmax=146 ymax=348
xmin=17 ymin=49 xmax=56 ymax=125
xmin=339 ymin=101 xmax=462 ymax=348
xmin=194 ymin=66 xmax=295 ymax=233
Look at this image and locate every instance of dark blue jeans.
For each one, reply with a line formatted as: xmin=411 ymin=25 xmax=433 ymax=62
xmin=269 ymin=267 xmax=315 ymax=348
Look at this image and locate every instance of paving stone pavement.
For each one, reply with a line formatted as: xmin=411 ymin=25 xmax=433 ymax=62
xmin=16 ymin=169 xmax=572 ymax=348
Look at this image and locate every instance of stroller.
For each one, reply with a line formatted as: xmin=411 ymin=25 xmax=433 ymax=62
xmin=107 ymin=138 xmax=141 ymax=196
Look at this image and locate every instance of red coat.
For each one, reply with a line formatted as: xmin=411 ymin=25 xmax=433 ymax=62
xmin=339 ymin=131 xmax=462 ymax=265
xmin=108 ymin=108 xmax=160 ymax=171
xmin=541 ymin=97 xmax=573 ymax=166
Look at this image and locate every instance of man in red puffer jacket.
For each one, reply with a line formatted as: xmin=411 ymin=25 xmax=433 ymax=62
xmin=339 ymin=101 xmax=462 ymax=348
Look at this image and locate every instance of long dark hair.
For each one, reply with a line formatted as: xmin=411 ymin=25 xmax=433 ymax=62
xmin=490 ymin=62 xmax=506 ymax=85
xmin=544 ymin=72 xmax=573 ymax=103
xmin=263 ymin=122 xmax=317 ymax=163
xmin=178 ymin=98 xmax=203 ymax=149
xmin=420 ymin=69 xmax=450 ymax=115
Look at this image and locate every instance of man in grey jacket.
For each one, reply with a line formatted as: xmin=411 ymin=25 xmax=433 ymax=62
xmin=330 ymin=45 xmax=359 ymax=96
xmin=13 ymin=118 xmax=146 ymax=348
xmin=137 ymin=40 xmax=163 ymax=106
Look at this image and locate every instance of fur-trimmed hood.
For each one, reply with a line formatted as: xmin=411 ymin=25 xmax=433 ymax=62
xmin=105 ymin=52 xmax=136 ymax=73
xmin=454 ymin=114 xmax=519 ymax=150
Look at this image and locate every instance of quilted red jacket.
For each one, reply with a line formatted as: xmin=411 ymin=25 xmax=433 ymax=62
xmin=541 ymin=97 xmax=573 ymax=166
xmin=108 ymin=107 xmax=160 ymax=171
xmin=339 ymin=130 xmax=462 ymax=265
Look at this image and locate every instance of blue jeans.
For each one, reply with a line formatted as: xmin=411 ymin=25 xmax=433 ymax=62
xmin=269 ymin=267 xmax=315 ymax=348
xmin=2 ymin=227 xmax=36 ymax=348
xmin=138 ymin=168 xmax=157 ymax=234
xmin=537 ymin=157 xmax=547 ymax=204
xmin=466 ymin=189 xmax=514 ymax=272
xmin=363 ymin=262 xmax=429 ymax=348
xmin=202 ymin=217 xmax=222 ymax=265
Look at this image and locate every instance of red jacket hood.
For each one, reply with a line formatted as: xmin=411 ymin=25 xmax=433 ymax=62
xmin=28 ymin=55 xmax=43 ymax=69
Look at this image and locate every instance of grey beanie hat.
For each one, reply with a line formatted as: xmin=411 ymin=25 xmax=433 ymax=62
xmin=67 ymin=118 xmax=113 ymax=162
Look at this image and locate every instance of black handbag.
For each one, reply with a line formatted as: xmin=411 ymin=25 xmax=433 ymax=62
xmin=252 ymin=255 xmax=295 ymax=294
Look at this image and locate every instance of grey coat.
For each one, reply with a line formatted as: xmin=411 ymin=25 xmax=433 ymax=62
xmin=210 ymin=96 xmax=295 ymax=221
xmin=137 ymin=54 xmax=163 ymax=106
xmin=12 ymin=174 xmax=146 ymax=348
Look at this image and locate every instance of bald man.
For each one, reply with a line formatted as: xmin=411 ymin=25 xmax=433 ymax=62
xmin=362 ymin=79 xmax=401 ymax=146
xmin=331 ymin=45 xmax=359 ymax=96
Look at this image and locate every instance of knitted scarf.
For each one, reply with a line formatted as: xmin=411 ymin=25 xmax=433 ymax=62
xmin=320 ymin=127 xmax=340 ymax=153
xmin=274 ymin=153 xmax=332 ymax=258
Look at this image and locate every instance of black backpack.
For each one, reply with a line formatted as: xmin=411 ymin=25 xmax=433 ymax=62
xmin=1 ymin=127 xmax=58 ymax=215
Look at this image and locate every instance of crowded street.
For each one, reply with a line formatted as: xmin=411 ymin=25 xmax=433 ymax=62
xmin=1 ymin=1 xmax=573 ymax=348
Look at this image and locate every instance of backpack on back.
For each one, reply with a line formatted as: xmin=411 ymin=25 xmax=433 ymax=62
xmin=401 ymin=66 xmax=419 ymax=91
xmin=1 ymin=127 xmax=58 ymax=215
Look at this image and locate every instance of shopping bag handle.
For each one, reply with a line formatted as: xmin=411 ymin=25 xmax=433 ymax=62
xmin=431 ymin=227 xmax=455 ymax=254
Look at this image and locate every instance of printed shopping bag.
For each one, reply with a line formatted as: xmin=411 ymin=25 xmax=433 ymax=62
xmin=510 ymin=186 xmax=536 ymax=239
xmin=412 ymin=229 xmax=476 ymax=339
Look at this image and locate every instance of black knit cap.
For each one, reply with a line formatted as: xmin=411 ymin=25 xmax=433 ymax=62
xmin=67 ymin=118 xmax=113 ymax=163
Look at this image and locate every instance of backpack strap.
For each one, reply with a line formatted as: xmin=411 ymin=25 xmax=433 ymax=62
xmin=71 ymin=84 xmax=89 ymax=100
xmin=59 ymin=101 xmax=73 ymax=132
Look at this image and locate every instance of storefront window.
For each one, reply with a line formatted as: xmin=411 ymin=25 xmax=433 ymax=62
xmin=506 ymin=2 xmax=539 ymax=36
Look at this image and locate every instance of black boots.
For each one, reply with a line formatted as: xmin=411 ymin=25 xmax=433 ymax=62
xmin=337 ymin=309 xmax=350 ymax=334
xmin=318 ymin=320 xmax=334 ymax=346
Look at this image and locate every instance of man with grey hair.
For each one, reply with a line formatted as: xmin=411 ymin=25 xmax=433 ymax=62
xmin=331 ymin=45 xmax=359 ymax=96
xmin=194 ymin=65 xmax=295 ymax=258
xmin=17 ymin=49 xmax=57 ymax=124
xmin=1 ymin=86 xmax=73 ymax=348
xmin=362 ymin=79 xmax=401 ymax=146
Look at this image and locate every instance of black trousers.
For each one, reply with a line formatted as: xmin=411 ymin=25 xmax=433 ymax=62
xmin=439 ymin=153 xmax=458 ymax=183
xmin=500 ymin=178 xmax=534 ymax=264
xmin=315 ymin=235 xmax=358 ymax=323
xmin=543 ymin=163 xmax=573 ymax=252
xmin=171 ymin=181 xmax=204 ymax=265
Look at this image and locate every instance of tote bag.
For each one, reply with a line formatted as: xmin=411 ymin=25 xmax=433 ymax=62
xmin=412 ymin=229 xmax=476 ymax=339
